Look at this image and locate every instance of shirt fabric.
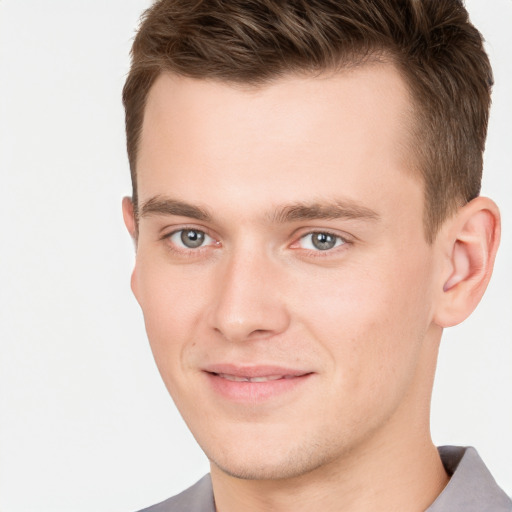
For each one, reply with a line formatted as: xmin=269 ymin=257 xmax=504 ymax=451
xmin=137 ymin=446 xmax=512 ymax=511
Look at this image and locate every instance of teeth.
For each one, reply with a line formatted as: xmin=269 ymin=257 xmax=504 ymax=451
xmin=218 ymin=374 xmax=250 ymax=382
xmin=249 ymin=375 xmax=283 ymax=382
xmin=217 ymin=373 xmax=285 ymax=382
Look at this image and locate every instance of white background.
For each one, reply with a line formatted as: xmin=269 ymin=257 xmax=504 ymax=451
xmin=0 ymin=1 xmax=510 ymax=511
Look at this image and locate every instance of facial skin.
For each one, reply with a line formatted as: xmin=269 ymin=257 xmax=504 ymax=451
xmin=123 ymin=63 xmax=499 ymax=511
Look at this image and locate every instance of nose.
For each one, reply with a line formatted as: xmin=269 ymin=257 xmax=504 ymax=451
xmin=207 ymin=249 xmax=291 ymax=343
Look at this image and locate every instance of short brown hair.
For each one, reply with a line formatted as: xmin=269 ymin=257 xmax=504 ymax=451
xmin=123 ymin=0 xmax=493 ymax=241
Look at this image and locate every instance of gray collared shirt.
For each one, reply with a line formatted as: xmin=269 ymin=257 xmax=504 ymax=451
xmin=138 ymin=446 xmax=512 ymax=511
xmin=429 ymin=446 xmax=511 ymax=511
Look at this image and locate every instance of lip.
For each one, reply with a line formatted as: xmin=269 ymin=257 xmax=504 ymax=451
xmin=203 ymin=364 xmax=314 ymax=402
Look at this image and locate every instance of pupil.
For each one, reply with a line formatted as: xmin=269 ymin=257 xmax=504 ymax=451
xmin=181 ymin=230 xmax=205 ymax=248
xmin=312 ymin=233 xmax=336 ymax=250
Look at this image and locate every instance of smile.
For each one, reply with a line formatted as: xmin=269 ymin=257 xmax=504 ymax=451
xmin=215 ymin=373 xmax=298 ymax=383
xmin=204 ymin=366 xmax=314 ymax=402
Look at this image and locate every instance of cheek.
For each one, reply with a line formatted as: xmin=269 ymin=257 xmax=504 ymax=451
xmin=296 ymin=253 xmax=433 ymax=388
xmin=133 ymin=257 xmax=208 ymax=374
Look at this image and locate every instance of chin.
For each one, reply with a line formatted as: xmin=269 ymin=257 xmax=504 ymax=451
xmin=210 ymin=453 xmax=322 ymax=481
xmin=201 ymin=431 xmax=339 ymax=481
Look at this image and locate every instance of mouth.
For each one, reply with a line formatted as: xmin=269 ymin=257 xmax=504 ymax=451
xmin=203 ymin=365 xmax=313 ymax=402
xmin=214 ymin=373 xmax=302 ymax=383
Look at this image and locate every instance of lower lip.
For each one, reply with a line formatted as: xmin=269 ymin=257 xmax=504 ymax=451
xmin=204 ymin=372 xmax=313 ymax=402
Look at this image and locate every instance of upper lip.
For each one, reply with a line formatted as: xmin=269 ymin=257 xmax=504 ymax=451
xmin=203 ymin=364 xmax=312 ymax=379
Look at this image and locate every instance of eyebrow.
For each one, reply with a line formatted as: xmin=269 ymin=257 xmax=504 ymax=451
xmin=140 ymin=196 xmax=212 ymax=221
xmin=269 ymin=201 xmax=380 ymax=223
xmin=139 ymin=196 xmax=380 ymax=224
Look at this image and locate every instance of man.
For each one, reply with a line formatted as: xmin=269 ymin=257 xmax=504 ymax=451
xmin=121 ymin=0 xmax=511 ymax=510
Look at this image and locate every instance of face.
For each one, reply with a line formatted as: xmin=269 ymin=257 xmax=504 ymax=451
xmin=126 ymin=64 xmax=444 ymax=481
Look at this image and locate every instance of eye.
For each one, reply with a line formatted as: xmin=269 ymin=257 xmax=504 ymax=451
xmin=168 ymin=229 xmax=214 ymax=249
xmin=298 ymin=232 xmax=345 ymax=251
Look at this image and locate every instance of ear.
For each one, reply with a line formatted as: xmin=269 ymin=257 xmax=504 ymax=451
xmin=122 ymin=196 xmax=137 ymax=241
xmin=122 ymin=196 xmax=141 ymax=300
xmin=433 ymin=196 xmax=500 ymax=328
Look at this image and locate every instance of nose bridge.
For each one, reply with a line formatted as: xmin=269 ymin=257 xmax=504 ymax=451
xmin=208 ymin=243 xmax=289 ymax=342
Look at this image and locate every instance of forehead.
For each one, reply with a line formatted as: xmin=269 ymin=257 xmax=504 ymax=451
xmin=137 ymin=63 xmax=420 ymax=223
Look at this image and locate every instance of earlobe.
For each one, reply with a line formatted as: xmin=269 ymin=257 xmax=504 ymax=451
xmin=130 ymin=264 xmax=139 ymax=302
xmin=434 ymin=197 xmax=500 ymax=328
xmin=122 ymin=196 xmax=137 ymax=241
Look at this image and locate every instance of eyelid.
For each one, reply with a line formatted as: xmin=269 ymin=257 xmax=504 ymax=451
xmin=159 ymin=223 xmax=215 ymax=239
xmin=301 ymin=232 xmax=344 ymax=248
xmin=289 ymin=228 xmax=352 ymax=253
xmin=160 ymin=225 xmax=220 ymax=252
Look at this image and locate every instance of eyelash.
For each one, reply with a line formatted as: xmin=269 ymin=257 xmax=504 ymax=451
xmin=290 ymin=230 xmax=350 ymax=258
xmin=160 ymin=227 xmax=350 ymax=256
xmin=160 ymin=227 xmax=219 ymax=255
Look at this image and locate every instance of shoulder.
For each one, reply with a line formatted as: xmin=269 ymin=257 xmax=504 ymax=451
xmin=135 ymin=474 xmax=214 ymax=512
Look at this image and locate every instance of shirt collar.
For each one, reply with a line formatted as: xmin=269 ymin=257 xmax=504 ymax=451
xmin=427 ymin=446 xmax=512 ymax=511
